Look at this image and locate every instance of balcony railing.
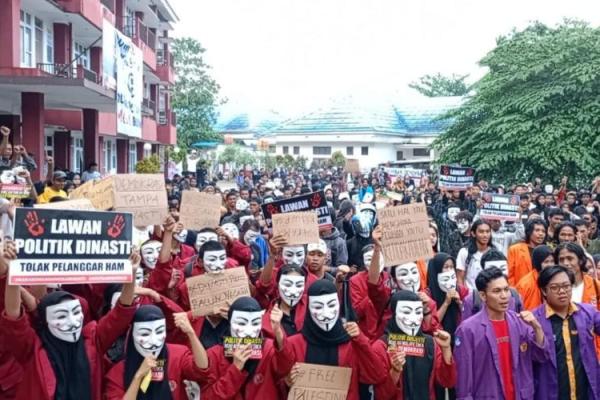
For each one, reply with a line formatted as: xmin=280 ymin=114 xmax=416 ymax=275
xmin=157 ymin=49 xmax=175 ymax=67
xmin=137 ymin=23 xmax=156 ymax=51
xmin=158 ymin=111 xmax=176 ymax=126
xmin=142 ymin=98 xmax=156 ymax=118
xmin=37 ymin=63 xmax=98 ymax=83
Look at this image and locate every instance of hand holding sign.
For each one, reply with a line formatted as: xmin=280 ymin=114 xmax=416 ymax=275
xmin=0 ymin=239 xmax=15 ymax=276
xmin=343 ymin=322 xmax=360 ymax=338
xmin=390 ymin=350 xmax=406 ymax=372
xmin=232 ymin=345 xmax=253 ymax=371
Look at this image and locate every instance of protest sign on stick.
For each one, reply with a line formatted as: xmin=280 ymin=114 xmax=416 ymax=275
xmin=287 ymin=363 xmax=352 ymax=400
xmin=378 ymin=203 xmax=433 ymax=267
xmin=479 ymin=193 xmax=521 ymax=221
xmin=186 ymin=267 xmax=250 ymax=317
xmin=9 ymin=208 xmax=133 ymax=285
xmin=261 ymin=191 xmax=332 ymax=229
xmin=272 ymin=211 xmax=319 ymax=246
xmin=438 ymin=165 xmax=475 ymax=190
xmin=179 ymin=191 xmax=222 ymax=230
xmin=0 ymin=183 xmax=30 ymax=199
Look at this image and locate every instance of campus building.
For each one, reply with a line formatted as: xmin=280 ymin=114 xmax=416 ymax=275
xmin=215 ymin=95 xmax=462 ymax=171
xmin=0 ymin=0 xmax=178 ymax=179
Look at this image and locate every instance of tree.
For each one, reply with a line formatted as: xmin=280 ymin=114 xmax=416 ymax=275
xmin=409 ymin=73 xmax=470 ymax=97
xmin=432 ymin=20 xmax=600 ymax=185
xmin=172 ymin=37 xmax=223 ymax=150
xmin=218 ymin=145 xmax=255 ymax=170
xmin=329 ymin=151 xmax=346 ymax=168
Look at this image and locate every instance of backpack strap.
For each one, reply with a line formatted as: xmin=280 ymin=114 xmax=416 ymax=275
xmin=510 ymin=287 xmax=523 ymax=313
xmin=472 ymin=291 xmax=482 ymax=314
xmin=184 ymin=255 xmax=198 ymax=278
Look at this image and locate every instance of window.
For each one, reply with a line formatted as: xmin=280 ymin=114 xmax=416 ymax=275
xmin=73 ymin=42 xmax=90 ymax=69
xmin=35 ymin=18 xmax=44 ymax=65
xmin=313 ymin=146 xmax=331 ymax=155
xmin=361 ymin=146 xmax=369 ymax=156
xmin=268 ymin=145 xmax=276 ymax=153
xmin=346 ymin=146 xmax=354 ymax=156
xmin=128 ymin=142 xmax=137 ymax=172
xmin=282 ymin=146 xmax=289 ymax=155
xmin=103 ymin=138 xmax=117 ymax=175
xmin=45 ymin=26 xmax=54 ymax=63
xmin=43 ymin=133 xmax=54 ymax=178
xmin=20 ymin=11 xmax=33 ymax=67
xmin=413 ymin=148 xmax=431 ymax=157
xmin=396 ymin=151 xmax=404 ymax=161
xmin=71 ymin=134 xmax=84 ymax=173
xmin=293 ymin=146 xmax=299 ymax=155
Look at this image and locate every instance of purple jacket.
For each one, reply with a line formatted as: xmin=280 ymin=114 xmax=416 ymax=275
xmin=461 ymin=289 xmax=522 ymax=321
xmin=454 ymin=307 xmax=550 ymax=400
xmin=532 ymin=303 xmax=600 ymax=400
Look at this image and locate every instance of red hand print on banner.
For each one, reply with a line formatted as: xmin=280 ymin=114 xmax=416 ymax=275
xmin=266 ymin=204 xmax=279 ymax=216
xmin=311 ymin=193 xmax=322 ymax=208
xmin=107 ymin=214 xmax=125 ymax=239
xmin=25 ymin=211 xmax=45 ymax=237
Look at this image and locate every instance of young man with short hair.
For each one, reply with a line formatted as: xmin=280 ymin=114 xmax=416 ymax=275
xmin=508 ymin=218 xmax=547 ymax=286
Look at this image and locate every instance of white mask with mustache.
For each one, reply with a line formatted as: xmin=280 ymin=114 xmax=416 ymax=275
xmin=485 ymin=260 xmax=508 ymax=276
xmin=308 ymin=293 xmax=340 ymax=332
xmin=132 ymin=319 xmax=166 ymax=358
xmin=363 ymin=249 xmax=385 ymax=273
xmin=141 ymin=241 xmax=162 ymax=270
xmin=437 ymin=271 xmax=457 ymax=293
xmin=394 ymin=263 xmax=421 ymax=293
xmin=203 ymin=250 xmax=227 ymax=274
xmin=230 ymin=310 xmax=264 ymax=338
xmin=46 ymin=299 xmax=84 ymax=343
xmin=283 ymin=246 xmax=306 ymax=268
xmin=278 ymin=275 xmax=305 ymax=307
xmin=394 ymin=300 xmax=424 ymax=336
xmin=196 ymin=232 xmax=218 ymax=251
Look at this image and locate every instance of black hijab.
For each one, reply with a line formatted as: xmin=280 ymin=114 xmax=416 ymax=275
xmin=277 ymin=265 xmax=306 ymax=335
xmin=124 ymin=305 xmax=171 ymax=400
xmin=102 ymin=284 xmax=126 ymax=363
xmin=386 ymin=290 xmax=433 ymax=400
xmin=227 ymin=296 xmax=263 ymax=375
xmin=301 ymin=280 xmax=350 ymax=366
xmin=427 ymin=253 xmax=460 ymax=336
xmin=37 ymin=291 xmax=92 ymax=400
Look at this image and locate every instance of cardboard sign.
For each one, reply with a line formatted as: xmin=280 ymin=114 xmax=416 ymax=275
xmin=261 ymin=191 xmax=332 ymax=229
xmin=186 ymin=267 xmax=250 ymax=317
xmin=35 ymin=198 xmax=95 ymax=211
xmin=223 ymin=337 xmax=263 ymax=359
xmin=287 ymin=363 xmax=352 ymax=400
xmin=179 ymin=191 xmax=222 ymax=230
xmin=9 ymin=208 xmax=133 ymax=285
xmin=0 ymin=183 xmax=30 ymax=199
xmin=480 ymin=193 xmax=521 ymax=221
xmin=388 ymin=333 xmax=426 ymax=357
xmin=378 ymin=203 xmax=433 ymax=267
xmin=71 ymin=174 xmax=168 ymax=226
xmin=345 ymin=159 xmax=360 ymax=174
xmin=272 ymin=211 xmax=319 ymax=246
xmin=438 ymin=165 xmax=475 ymax=190
xmin=383 ymin=167 xmax=425 ymax=187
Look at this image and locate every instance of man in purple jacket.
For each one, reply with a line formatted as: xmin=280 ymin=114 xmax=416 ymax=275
xmin=532 ymin=265 xmax=600 ymax=400
xmin=454 ymin=267 xmax=550 ymax=400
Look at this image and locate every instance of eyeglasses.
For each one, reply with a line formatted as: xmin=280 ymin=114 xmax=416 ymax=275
xmin=546 ymin=283 xmax=572 ymax=293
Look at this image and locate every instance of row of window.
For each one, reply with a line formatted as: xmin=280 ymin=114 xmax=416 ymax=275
xmin=282 ymin=145 xmax=431 ymax=159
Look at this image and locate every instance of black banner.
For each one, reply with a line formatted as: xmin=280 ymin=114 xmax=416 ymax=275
xmin=261 ymin=190 xmax=332 ymax=229
xmin=10 ymin=208 xmax=133 ymax=285
xmin=438 ymin=165 xmax=475 ymax=190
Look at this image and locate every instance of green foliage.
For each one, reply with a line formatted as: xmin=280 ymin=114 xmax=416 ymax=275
xmin=329 ymin=151 xmax=346 ymax=167
xmin=432 ymin=20 xmax=600 ymax=185
xmin=409 ymin=73 xmax=470 ymax=97
xmin=294 ymin=156 xmax=308 ymax=170
xmin=135 ymin=155 xmax=161 ymax=174
xmin=218 ymin=145 xmax=255 ymax=168
xmin=172 ymin=37 xmax=223 ymax=148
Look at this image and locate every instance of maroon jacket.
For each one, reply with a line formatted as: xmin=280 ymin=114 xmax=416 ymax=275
xmin=104 ymin=343 xmax=212 ymax=400
xmin=0 ymin=302 xmax=135 ymax=400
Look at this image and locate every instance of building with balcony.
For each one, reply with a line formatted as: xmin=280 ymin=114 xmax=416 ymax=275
xmin=0 ymin=0 xmax=178 ymax=179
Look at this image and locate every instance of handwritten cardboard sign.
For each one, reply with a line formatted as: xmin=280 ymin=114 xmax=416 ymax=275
xmin=378 ymin=203 xmax=433 ymax=267
xmin=345 ymin=159 xmax=360 ymax=174
xmin=480 ymin=193 xmax=520 ymax=221
xmin=35 ymin=198 xmax=95 ymax=211
xmin=223 ymin=337 xmax=263 ymax=359
xmin=438 ymin=165 xmax=475 ymax=191
xmin=261 ymin=191 xmax=332 ymax=229
xmin=388 ymin=333 xmax=426 ymax=357
xmin=179 ymin=191 xmax=222 ymax=230
xmin=9 ymin=208 xmax=133 ymax=285
xmin=287 ymin=363 xmax=352 ymax=400
xmin=0 ymin=183 xmax=30 ymax=199
xmin=71 ymin=174 xmax=168 ymax=227
xmin=186 ymin=267 xmax=250 ymax=317
xmin=272 ymin=211 xmax=319 ymax=246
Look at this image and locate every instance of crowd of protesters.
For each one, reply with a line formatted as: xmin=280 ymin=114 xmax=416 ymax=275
xmin=0 ymin=122 xmax=599 ymax=399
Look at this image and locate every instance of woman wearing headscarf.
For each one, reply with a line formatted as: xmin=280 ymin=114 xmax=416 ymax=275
xmin=261 ymin=265 xmax=307 ymax=339
xmin=201 ymin=296 xmax=285 ymax=399
xmin=104 ymin=305 xmax=212 ymax=400
xmin=274 ymin=280 xmax=386 ymax=400
xmin=373 ymin=290 xmax=456 ymax=400
xmin=515 ymin=245 xmax=555 ymax=310
xmin=0 ymin=241 xmax=139 ymax=400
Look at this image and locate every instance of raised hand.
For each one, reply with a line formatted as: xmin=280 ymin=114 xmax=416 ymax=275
xmin=343 ymin=321 xmax=360 ymax=338
xmin=270 ymin=303 xmax=283 ymax=329
xmin=0 ymin=126 xmax=10 ymax=137
xmin=135 ymin=356 xmax=157 ymax=380
xmin=433 ymin=330 xmax=452 ymax=349
xmin=174 ymin=312 xmax=195 ymax=336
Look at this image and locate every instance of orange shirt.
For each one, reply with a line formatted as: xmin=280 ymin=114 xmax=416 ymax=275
xmin=581 ymin=274 xmax=600 ymax=358
xmin=508 ymin=242 xmax=532 ymax=286
xmin=515 ymin=270 xmax=542 ymax=311
xmin=417 ymin=258 xmax=428 ymax=290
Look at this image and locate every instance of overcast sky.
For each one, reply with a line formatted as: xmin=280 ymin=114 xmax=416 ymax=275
xmin=169 ymin=0 xmax=600 ymax=117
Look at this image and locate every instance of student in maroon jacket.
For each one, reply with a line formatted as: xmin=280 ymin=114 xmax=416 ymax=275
xmin=261 ymin=265 xmax=307 ymax=339
xmin=0 ymin=241 xmax=138 ymax=400
xmin=373 ymin=290 xmax=456 ymax=400
xmin=202 ymin=296 xmax=285 ymax=399
xmin=274 ymin=280 xmax=386 ymax=400
xmin=104 ymin=305 xmax=212 ymax=400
